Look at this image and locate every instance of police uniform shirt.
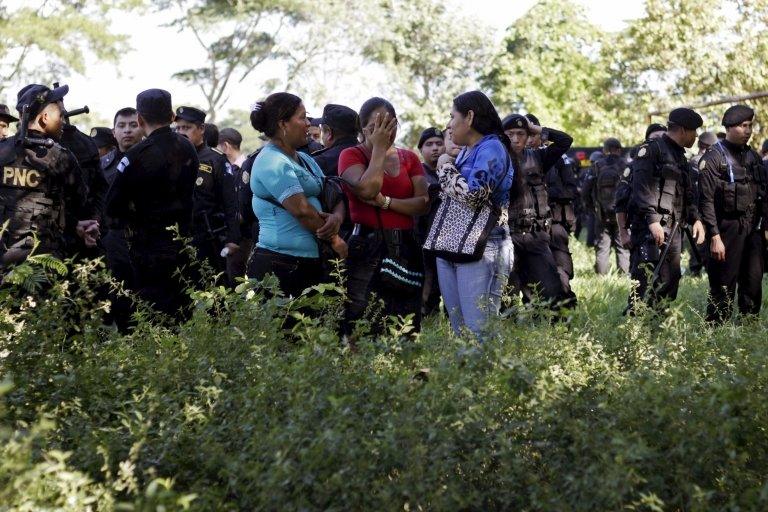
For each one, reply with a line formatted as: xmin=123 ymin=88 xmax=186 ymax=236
xmin=61 ymin=123 xmax=108 ymax=223
xmin=630 ymin=133 xmax=699 ymax=226
xmin=105 ymin=126 xmax=198 ymax=236
xmin=312 ymin=136 xmax=359 ymax=177
xmin=546 ymin=153 xmax=579 ymax=202
xmin=698 ymin=139 xmax=767 ymax=236
xmin=101 ymin=147 xmax=122 ymax=187
xmin=0 ymin=132 xmax=89 ymax=247
xmin=192 ymin=145 xmax=240 ymax=244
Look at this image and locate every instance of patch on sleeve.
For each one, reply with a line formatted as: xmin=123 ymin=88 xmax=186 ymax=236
xmin=242 ymin=170 xmax=250 ymax=184
xmin=637 ymin=146 xmax=647 ymax=158
xmin=199 ymin=163 xmax=213 ymax=173
xmin=116 ymin=156 xmax=130 ymax=173
xmin=699 ymin=158 xmax=707 ymax=171
xmin=195 ymin=176 xmax=204 ymax=186
xmin=225 ymin=162 xmax=233 ymax=175
xmin=623 ymin=167 xmax=630 ymax=178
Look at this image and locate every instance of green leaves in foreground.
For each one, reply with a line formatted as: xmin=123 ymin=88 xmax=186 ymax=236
xmin=1 ymin=239 xmax=768 ymax=510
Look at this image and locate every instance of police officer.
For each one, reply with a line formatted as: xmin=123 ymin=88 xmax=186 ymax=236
xmin=90 ymin=127 xmax=117 ymax=158
xmin=0 ymin=104 xmax=18 ymax=140
xmin=174 ymin=106 xmax=240 ymax=280
xmin=0 ymin=84 xmax=96 ymax=269
xmin=686 ymin=131 xmax=717 ymax=276
xmin=625 ymin=108 xmax=706 ymax=312
xmin=99 ymin=107 xmax=142 ymax=330
xmin=59 ymin=97 xmax=109 ymax=251
xmin=583 ymin=137 xmax=630 ymax=274
xmin=504 ymin=113 xmax=576 ymax=309
xmin=698 ymin=105 xmax=767 ymax=323
xmin=524 ymin=113 xmax=580 ymax=287
xmin=312 ymin=104 xmax=361 ymax=177
xmin=615 ymin=123 xmax=668 ymax=250
xmin=105 ymin=89 xmax=199 ymax=320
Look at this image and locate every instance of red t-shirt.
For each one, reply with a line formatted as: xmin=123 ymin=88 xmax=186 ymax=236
xmin=339 ymin=145 xmax=424 ymax=229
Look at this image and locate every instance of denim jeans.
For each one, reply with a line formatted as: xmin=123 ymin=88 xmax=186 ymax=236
xmin=436 ymin=227 xmax=513 ymax=337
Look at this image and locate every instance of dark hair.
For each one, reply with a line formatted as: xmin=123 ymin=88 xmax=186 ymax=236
xmin=139 ymin=109 xmax=173 ymax=125
xmin=204 ymin=123 xmax=219 ymax=147
xmin=359 ymin=97 xmax=396 ymax=128
xmin=219 ymin=127 xmax=243 ymax=149
xmin=113 ymin=107 xmax=137 ymax=126
xmin=250 ymin=92 xmax=302 ymax=138
xmin=452 ymin=91 xmax=511 ymax=154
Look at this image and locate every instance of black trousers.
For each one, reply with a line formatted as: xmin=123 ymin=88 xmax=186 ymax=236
xmin=549 ymin=221 xmax=574 ymax=285
xmin=343 ymin=230 xmax=422 ymax=336
xmin=706 ymin=219 xmax=764 ymax=324
xmin=246 ymin=247 xmax=322 ymax=298
xmin=129 ymin=235 xmax=193 ymax=322
xmin=510 ymin=230 xmax=575 ymax=308
xmin=102 ymin=228 xmax=134 ymax=331
xmin=627 ymin=226 xmax=682 ymax=313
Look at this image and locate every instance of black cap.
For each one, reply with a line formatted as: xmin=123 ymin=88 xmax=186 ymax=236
xmin=502 ymin=114 xmax=528 ymax=131
xmin=698 ymin=131 xmax=717 ymax=146
xmin=90 ymin=127 xmax=117 ymax=148
xmin=722 ymin=104 xmax=754 ymax=127
xmin=645 ymin=123 xmax=667 ymax=140
xmin=417 ymin=127 xmax=444 ymax=149
xmin=175 ymin=106 xmax=206 ymax=125
xmin=136 ymin=88 xmax=172 ymax=119
xmin=318 ymin=104 xmax=359 ymax=134
xmin=668 ymin=108 xmax=703 ymax=130
xmin=218 ymin=127 xmax=243 ymax=147
xmin=524 ymin=113 xmax=540 ymax=126
xmin=16 ymin=83 xmax=69 ymax=118
xmin=0 ymin=104 xmax=18 ymax=123
xmin=309 ymin=117 xmax=322 ymax=127
xmin=603 ymin=137 xmax=622 ymax=150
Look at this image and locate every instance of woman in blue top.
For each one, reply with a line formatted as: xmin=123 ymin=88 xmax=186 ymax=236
xmin=246 ymin=92 xmax=347 ymax=297
xmin=435 ymin=91 xmax=515 ymax=337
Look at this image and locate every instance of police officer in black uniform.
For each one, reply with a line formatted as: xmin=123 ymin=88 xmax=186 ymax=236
xmin=503 ymin=113 xmax=576 ymax=309
xmin=0 ymin=104 xmax=19 ymax=140
xmin=90 ymin=127 xmax=117 ymax=158
xmin=59 ymin=97 xmax=109 ymax=255
xmin=583 ymin=137 xmax=630 ymax=274
xmin=625 ymin=108 xmax=706 ymax=312
xmin=698 ymin=105 xmax=767 ymax=323
xmin=615 ymin=123 xmax=668 ymax=250
xmin=0 ymin=84 xmax=95 ymax=270
xmin=105 ymin=89 xmax=198 ymax=320
xmin=312 ymin=104 xmax=360 ymax=177
xmin=524 ymin=114 xmax=580 ymax=287
xmin=174 ymin=106 xmax=240 ymax=281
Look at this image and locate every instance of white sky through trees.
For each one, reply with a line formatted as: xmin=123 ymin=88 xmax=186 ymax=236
xmin=2 ymin=0 xmax=645 ymax=129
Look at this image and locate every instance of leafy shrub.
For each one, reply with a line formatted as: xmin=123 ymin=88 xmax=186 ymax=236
xmin=1 ymin=241 xmax=767 ymax=511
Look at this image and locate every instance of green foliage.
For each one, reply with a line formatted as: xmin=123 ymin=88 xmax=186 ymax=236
xmin=362 ymin=0 xmax=491 ymax=146
xmin=484 ymin=0 xmax=768 ymax=146
xmin=2 ymin=240 xmax=768 ymax=510
xmin=0 ymin=1 xmax=129 ymax=97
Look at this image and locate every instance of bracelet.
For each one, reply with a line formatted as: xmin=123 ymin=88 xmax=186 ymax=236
xmin=381 ymin=195 xmax=392 ymax=210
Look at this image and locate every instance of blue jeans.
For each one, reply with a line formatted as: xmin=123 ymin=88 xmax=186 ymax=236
xmin=436 ymin=228 xmax=513 ymax=337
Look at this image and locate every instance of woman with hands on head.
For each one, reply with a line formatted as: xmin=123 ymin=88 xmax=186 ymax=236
xmin=339 ymin=97 xmax=430 ymax=337
xmin=246 ymin=92 xmax=347 ymax=297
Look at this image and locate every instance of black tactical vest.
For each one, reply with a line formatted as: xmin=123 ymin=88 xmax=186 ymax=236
xmin=0 ymin=137 xmax=67 ymax=262
xmin=509 ymin=149 xmax=550 ymax=229
xmin=711 ymin=141 xmax=766 ymax=220
xmin=651 ymin=137 xmax=687 ymax=221
xmin=593 ymin=156 xmax=625 ymax=216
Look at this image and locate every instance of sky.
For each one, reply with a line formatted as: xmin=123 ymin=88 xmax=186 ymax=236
xmin=5 ymin=0 xmax=647 ymax=126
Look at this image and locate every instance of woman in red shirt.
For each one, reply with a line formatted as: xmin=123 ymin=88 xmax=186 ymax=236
xmin=339 ymin=97 xmax=429 ymax=337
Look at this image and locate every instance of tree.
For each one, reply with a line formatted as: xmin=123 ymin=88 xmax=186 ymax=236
xmin=362 ymin=0 xmax=491 ymax=145
xmin=482 ymin=0 xmax=619 ymax=145
xmin=0 ymin=1 xmax=128 ymax=99
xmin=158 ymin=0 xmax=314 ymax=121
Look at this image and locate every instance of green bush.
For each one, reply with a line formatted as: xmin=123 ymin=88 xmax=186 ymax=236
xmin=1 ymin=241 xmax=767 ymax=511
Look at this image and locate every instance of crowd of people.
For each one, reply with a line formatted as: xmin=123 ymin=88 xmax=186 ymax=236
xmin=1 ymin=82 xmax=766 ymax=338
